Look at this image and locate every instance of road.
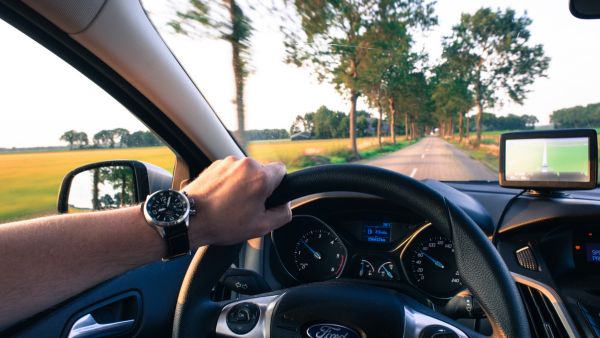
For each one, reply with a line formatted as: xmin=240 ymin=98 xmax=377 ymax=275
xmin=365 ymin=136 xmax=497 ymax=181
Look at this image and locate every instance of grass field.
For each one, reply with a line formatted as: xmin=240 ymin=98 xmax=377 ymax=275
xmin=248 ymin=136 xmax=394 ymax=170
xmin=0 ymin=136 xmax=409 ymax=223
xmin=0 ymin=147 xmax=175 ymax=222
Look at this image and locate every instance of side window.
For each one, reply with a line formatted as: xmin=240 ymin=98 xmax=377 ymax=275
xmin=0 ymin=20 xmax=175 ymax=223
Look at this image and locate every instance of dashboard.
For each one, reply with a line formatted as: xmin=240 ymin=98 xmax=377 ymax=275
xmin=269 ymin=198 xmax=465 ymax=300
xmin=262 ymin=187 xmax=600 ymax=338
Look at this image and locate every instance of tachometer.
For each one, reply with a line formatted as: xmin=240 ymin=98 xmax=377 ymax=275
xmin=401 ymin=225 xmax=463 ymax=298
xmin=293 ymin=228 xmax=347 ymax=282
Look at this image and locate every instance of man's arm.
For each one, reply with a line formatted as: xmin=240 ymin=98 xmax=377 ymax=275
xmin=0 ymin=157 xmax=291 ymax=329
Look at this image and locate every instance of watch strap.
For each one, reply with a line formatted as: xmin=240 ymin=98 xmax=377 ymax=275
xmin=162 ymin=223 xmax=190 ymax=261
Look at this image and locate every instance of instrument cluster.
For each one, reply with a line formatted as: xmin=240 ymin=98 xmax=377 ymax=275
xmin=271 ymin=211 xmax=465 ymax=299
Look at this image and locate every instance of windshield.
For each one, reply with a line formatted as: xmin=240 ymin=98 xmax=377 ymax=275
xmin=144 ymin=0 xmax=600 ymax=181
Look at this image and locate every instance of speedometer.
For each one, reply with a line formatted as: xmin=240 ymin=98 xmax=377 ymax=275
xmin=401 ymin=225 xmax=463 ymax=298
xmin=294 ymin=228 xmax=347 ymax=282
xmin=272 ymin=215 xmax=348 ymax=283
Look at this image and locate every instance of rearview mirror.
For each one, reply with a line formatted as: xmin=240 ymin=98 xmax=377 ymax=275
xmin=57 ymin=160 xmax=172 ymax=213
xmin=570 ymin=0 xmax=600 ymax=19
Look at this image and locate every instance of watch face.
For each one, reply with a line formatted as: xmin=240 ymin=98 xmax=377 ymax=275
xmin=146 ymin=190 xmax=189 ymax=225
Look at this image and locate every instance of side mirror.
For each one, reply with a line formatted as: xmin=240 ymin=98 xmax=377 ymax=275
xmin=57 ymin=160 xmax=172 ymax=214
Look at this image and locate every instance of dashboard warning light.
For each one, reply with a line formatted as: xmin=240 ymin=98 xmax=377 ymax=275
xmin=575 ymin=245 xmax=582 ymax=251
xmin=588 ymin=232 xmax=593 ymax=237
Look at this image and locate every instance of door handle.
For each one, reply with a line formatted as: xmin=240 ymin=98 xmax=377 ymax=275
xmin=67 ymin=313 xmax=134 ymax=338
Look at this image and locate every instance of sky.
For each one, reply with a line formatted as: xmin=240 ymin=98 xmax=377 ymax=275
xmin=1 ymin=0 xmax=600 ymax=148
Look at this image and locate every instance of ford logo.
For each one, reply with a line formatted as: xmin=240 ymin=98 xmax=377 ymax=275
xmin=306 ymin=323 xmax=361 ymax=338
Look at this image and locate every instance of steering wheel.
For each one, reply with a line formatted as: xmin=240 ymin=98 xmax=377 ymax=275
xmin=172 ymin=164 xmax=529 ymax=338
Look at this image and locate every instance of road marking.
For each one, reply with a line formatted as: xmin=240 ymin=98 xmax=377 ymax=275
xmin=410 ymin=168 xmax=418 ymax=177
xmin=421 ymin=153 xmax=425 ymax=159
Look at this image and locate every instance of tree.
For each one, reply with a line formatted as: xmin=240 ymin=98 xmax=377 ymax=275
xmin=431 ymin=62 xmax=473 ymax=141
xmin=60 ymin=130 xmax=78 ymax=150
xmin=75 ymin=132 xmax=89 ymax=149
xmin=60 ymin=130 xmax=89 ymax=150
xmin=358 ymin=15 xmax=412 ymax=147
xmin=480 ymin=112 xmax=537 ymax=131
xmin=124 ymin=131 xmax=163 ymax=147
xmin=551 ymin=102 xmax=600 ymax=128
xmin=283 ymin=0 xmax=436 ymax=158
xmin=99 ymin=166 xmax=135 ymax=208
xmin=93 ymin=130 xmax=113 ymax=148
xmin=290 ymin=106 xmax=378 ymax=139
xmin=394 ymin=68 xmax=432 ymax=140
xmin=169 ymin=0 xmax=253 ymax=148
xmin=445 ymin=8 xmax=550 ymax=147
xmin=111 ymin=128 xmax=130 ymax=148
xmin=522 ymin=114 xmax=538 ymax=129
xmin=290 ymin=113 xmax=314 ymax=135
xmin=356 ymin=110 xmax=374 ymax=137
xmin=245 ymin=129 xmax=290 ymax=141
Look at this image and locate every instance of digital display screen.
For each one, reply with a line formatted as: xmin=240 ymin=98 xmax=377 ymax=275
xmin=586 ymin=243 xmax=600 ymax=263
xmin=505 ymin=137 xmax=590 ymax=182
xmin=362 ymin=223 xmax=392 ymax=243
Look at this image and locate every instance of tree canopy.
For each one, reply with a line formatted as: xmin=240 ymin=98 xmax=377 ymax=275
xmin=169 ymin=0 xmax=253 ymax=148
xmin=551 ymin=102 xmax=600 ymax=128
xmin=60 ymin=130 xmax=88 ymax=150
xmin=290 ymin=105 xmax=375 ymax=139
xmin=443 ymin=8 xmax=549 ymax=146
xmin=61 ymin=129 xmax=162 ymax=150
xmin=282 ymin=0 xmax=436 ymax=157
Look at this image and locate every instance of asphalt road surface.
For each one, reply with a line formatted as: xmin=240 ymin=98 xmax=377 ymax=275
xmin=365 ymin=136 xmax=497 ymax=181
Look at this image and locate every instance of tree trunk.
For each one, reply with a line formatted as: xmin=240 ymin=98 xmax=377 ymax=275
xmin=121 ymin=173 xmax=126 ymax=207
xmin=410 ymin=121 xmax=417 ymax=140
xmin=466 ymin=115 xmax=470 ymax=144
xmin=92 ymin=168 xmax=100 ymax=210
xmin=388 ymin=96 xmax=396 ymax=144
xmin=229 ymin=0 xmax=246 ymax=149
xmin=449 ymin=118 xmax=454 ymax=137
xmin=475 ymin=100 xmax=483 ymax=148
xmin=458 ymin=112 xmax=464 ymax=142
xmin=349 ymin=90 xmax=359 ymax=159
xmin=404 ymin=113 xmax=409 ymax=140
xmin=377 ymin=102 xmax=383 ymax=148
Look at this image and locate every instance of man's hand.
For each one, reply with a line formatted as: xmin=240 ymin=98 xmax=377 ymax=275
xmin=0 ymin=156 xmax=291 ymax=329
xmin=183 ymin=156 xmax=292 ymax=246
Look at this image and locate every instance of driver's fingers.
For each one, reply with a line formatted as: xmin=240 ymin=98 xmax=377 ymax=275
xmin=263 ymin=202 xmax=292 ymax=232
xmin=261 ymin=162 xmax=287 ymax=196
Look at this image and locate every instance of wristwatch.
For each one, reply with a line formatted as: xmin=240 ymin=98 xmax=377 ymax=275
xmin=142 ymin=189 xmax=196 ymax=260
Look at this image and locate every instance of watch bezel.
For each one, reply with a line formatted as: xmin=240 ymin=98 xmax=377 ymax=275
xmin=143 ymin=189 xmax=190 ymax=227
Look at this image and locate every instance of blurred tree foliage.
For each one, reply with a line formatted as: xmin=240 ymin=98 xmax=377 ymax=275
xmin=169 ymin=0 xmax=253 ymax=148
xmin=62 ymin=129 xmax=162 ymax=149
xmin=246 ymin=129 xmax=290 ymax=141
xmin=551 ymin=103 xmax=600 ymax=128
xmin=290 ymin=105 xmax=375 ymax=139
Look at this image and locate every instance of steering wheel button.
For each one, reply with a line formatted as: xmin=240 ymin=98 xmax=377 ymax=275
xmin=226 ymin=303 xmax=260 ymax=334
xmin=420 ymin=325 xmax=458 ymax=338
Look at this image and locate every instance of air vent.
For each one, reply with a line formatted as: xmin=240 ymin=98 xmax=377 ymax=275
xmin=516 ymin=246 xmax=539 ymax=271
xmin=517 ymin=283 xmax=569 ymax=338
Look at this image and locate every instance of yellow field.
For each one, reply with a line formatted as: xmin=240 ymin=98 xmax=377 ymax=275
xmin=0 ymin=147 xmax=175 ymax=222
xmin=0 ymin=137 xmax=392 ymax=223
xmin=248 ymin=137 xmax=389 ymax=167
